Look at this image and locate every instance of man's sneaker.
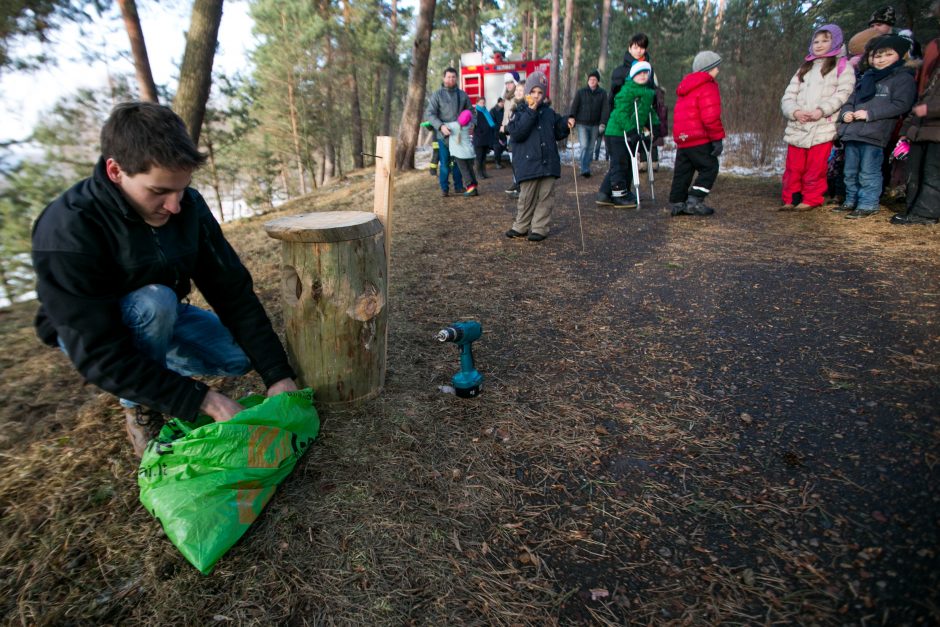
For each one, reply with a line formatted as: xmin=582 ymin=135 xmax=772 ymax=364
xmin=639 ymin=161 xmax=648 ymax=172
xmin=832 ymin=203 xmax=854 ymax=212
xmin=527 ymin=233 xmax=547 ymax=242
xmin=464 ymin=185 xmax=479 ymax=197
xmin=124 ymin=406 xmax=165 ymax=458
xmin=845 ymin=208 xmax=878 ymax=219
xmin=581 ymin=171 xmax=592 ymax=178
xmin=505 ymin=229 xmax=527 ymax=238
xmin=504 ymin=185 xmax=519 ymax=195
xmin=441 ymin=189 xmax=450 ymax=197
xmin=890 ymin=213 xmax=938 ymax=225
xmin=595 ymin=193 xmax=614 ymax=206
xmin=652 ymin=161 xmax=660 ymax=172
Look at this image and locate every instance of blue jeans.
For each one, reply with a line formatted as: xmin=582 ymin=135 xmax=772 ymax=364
xmin=843 ymin=141 xmax=884 ymax=210
xmin=437 ymin=132 xmax=464 ymax=192
xmin=577 ymin=124 xmax=599 ymax=174
xmin=61 ymin=284 xmax=251 ymax=409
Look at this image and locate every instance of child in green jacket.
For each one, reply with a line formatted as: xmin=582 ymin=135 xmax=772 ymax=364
xmin=596 ymin=62 xmax=659 ymax=207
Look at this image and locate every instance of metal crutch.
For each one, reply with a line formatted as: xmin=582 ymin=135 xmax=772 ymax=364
xmin=644 ymin=111 xmax=656 ymax=200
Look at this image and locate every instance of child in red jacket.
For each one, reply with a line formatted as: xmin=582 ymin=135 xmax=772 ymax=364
xmin=669 ymin=51 xmax=726 ymax=216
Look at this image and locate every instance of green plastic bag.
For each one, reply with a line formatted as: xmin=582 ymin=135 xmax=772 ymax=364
xmin=138 ymin=388 xmax=319 ymax=574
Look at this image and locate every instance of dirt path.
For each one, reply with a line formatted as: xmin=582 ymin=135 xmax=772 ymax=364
xmin=1 ymin=165 xmax=937 ymax=625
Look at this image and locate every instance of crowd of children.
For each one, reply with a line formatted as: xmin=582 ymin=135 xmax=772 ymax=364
xmin=426 ymin=3 xmax=937 ymax=243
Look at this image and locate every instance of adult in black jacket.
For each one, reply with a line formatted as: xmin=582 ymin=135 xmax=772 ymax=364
xmin=489 ymin=98 xmax=507 ymax=167
xmin=567 ymin=70 xmax=608 ymax=176
xmin=31 ymin=102 xmax=297 ymax=456
xmin=472 ymin=97 xmax=498 ymax=178
xmin=603 ymin=34 xmax=666 ymax=170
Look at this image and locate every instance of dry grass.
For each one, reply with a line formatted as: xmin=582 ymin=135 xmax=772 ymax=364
xmin=1 ymin=165 xmax=938 ymax=625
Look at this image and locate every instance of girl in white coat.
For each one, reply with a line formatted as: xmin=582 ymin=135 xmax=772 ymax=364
xmin=780 ymin=24 xmax=856 ymax=210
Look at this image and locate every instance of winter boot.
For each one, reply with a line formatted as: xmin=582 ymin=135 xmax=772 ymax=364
xmin=670 ymin=201 xmax=687 ymax=216
xmin=685 ymin=196 xmax=715 ymax=216
xmin=124 ymin=406 xmax=165 ymax=458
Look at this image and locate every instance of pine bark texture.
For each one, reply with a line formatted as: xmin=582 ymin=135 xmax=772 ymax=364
xmin=550 ymin=0 xmax=560 ymax=103
xmin=173 ymin=0 xmax=224 ymax=145
xmin=598 ymin=0 xmax=611 ymax=73
xmin=395 ymin=0 xmax=436 ymax=170
xmin=117 ymin=0 xmax=159 ymax=103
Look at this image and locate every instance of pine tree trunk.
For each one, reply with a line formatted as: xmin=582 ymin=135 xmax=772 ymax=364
xmin=381 ymin=0 xmax=398 ymax=136
xmin=561 ymin=0 xmax=573 ymax=109
xmin=531 ymin=13 xmax=538 ymax=59
xmin=598 ymin=0 xmax=611 ymax=73
xmin=550 ymin=0 xmax=560 ymax=103
xmin=569 ymin=28 xmax=582 ymax=106
xmin=522 ymin=9 xmax=529 ymax=59
xmin=117 ymin=0 xmax=159 ymax=102
xmin=349 ymin=69 xmax=364 ymax=169
xmin=700 ymin=0 xmax=712 ymax=48
xmin=202 ymin=123 xmax=226 ymax=221
xmin=395 ymin=0 xmax=436 ymax=170
xmin=712 ymin=0 xmax=726 ymax=49
xmin=173 ymin=0 xmax=223 ymax=145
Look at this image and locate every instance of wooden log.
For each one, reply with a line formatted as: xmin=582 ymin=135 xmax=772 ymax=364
xmin=264 ymin=211 xmax=387 ymax=406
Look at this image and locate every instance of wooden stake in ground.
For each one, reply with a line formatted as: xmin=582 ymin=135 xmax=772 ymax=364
xmin=569 ymin=138 xmax=586 ymax=253
xmin=372 ymin=135 xmax=395 ymax=382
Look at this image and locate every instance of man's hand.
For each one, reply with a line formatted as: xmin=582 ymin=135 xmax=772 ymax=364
xmin=200 ymin=389 xmax=244 ymax=423
xmin=853 ymin=110 xmax=868 ymax=121
xmin=440 ymin=125 xmax=451 ymax=137
xmin=567 ymin=117 xmax=576 ymax=129
xmin=266 ymin=377 xmax=298 ymax=397
xmin=598 ymin=124 xmax=605 ymax=133
xmin=842 ymin=111 xmax=855 ymax=123
xmin=913 ymin=103 xmax=928 ymax=117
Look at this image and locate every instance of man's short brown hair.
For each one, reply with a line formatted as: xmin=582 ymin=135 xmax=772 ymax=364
xmin=100 ymin=102 xmax=207 ymax=175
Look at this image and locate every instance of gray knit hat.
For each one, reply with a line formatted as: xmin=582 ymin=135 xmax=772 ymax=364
xmin=692 ymin=50 xmax=722 ymax=73
xmin=524 ymin=71 xmax=548 ymax=94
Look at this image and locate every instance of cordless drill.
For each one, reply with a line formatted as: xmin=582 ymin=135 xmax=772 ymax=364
xmin=436 ymin=320 xmax=483 ymax=397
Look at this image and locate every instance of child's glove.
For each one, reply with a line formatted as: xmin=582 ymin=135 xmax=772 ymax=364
xmin=626 ymin=130 xmax=641 ymax=144
xmin=710 ymin=140 xmax=723 ymax=157
xmin=891 ymin=138 xmax=910 ymax=161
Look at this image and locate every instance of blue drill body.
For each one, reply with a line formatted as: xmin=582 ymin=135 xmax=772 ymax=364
xmin=436 ymin=321 xmax=483 ymax=397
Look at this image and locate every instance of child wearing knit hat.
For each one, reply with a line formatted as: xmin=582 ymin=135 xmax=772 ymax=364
xmin=779 ymin=24 xmax=855 ymax=211
xmin=837 ymin=35 xmax=916 ymax=218
xmin=596 ymin=62 xmax=660 ymax=207
xmin=443 ymin=109 xmax=479 ymax=197
xmin=668 ymin=51 xmax=726 ymax=216
xmin=504 ymin=71 xmax=574 ymax=242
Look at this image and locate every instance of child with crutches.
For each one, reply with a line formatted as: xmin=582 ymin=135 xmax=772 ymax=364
xmin=596 ymin=62 xmax=659 ymax=208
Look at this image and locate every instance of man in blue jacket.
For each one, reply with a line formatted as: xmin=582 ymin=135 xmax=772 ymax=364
xmin=31 ymin=102 xmax=297 ymax=456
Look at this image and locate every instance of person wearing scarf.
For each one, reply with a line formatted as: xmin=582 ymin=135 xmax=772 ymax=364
xmin=837 ymin=35 xmax=917 ymax=218
xmin=780 ymin=24 xmax=855 ymax=211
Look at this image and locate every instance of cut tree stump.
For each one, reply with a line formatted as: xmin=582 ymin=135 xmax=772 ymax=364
xmin=264 ymin=211 xmax=387 ymax=406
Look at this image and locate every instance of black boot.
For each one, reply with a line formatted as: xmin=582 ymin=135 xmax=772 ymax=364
xmin=685 ymin=196 xmax=715 ymax=216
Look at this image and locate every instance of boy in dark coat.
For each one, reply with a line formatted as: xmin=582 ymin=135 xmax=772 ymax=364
xmin=504 ymin=72 xmax=574 ymax=242
xmin=669 ymin=51 xmax=726 ymax=216
xmin=837 ymin=35 xmax=917 ymax=218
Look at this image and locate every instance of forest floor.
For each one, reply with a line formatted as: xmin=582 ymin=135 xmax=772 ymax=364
xmin=1 ymin=161 xmax=938 ymax=626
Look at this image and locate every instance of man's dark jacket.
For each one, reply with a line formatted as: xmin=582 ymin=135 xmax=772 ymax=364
xmin=506 ymin=102 xmax=570 ymax=182
xmin=31 ymin=159 xmax=295 ymax=420
xmin=568 ymin=85 xmax=608 ymax=126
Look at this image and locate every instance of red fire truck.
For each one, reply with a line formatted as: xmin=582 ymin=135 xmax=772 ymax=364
xmin=459 ymin=52 xmax=551 ymax=108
